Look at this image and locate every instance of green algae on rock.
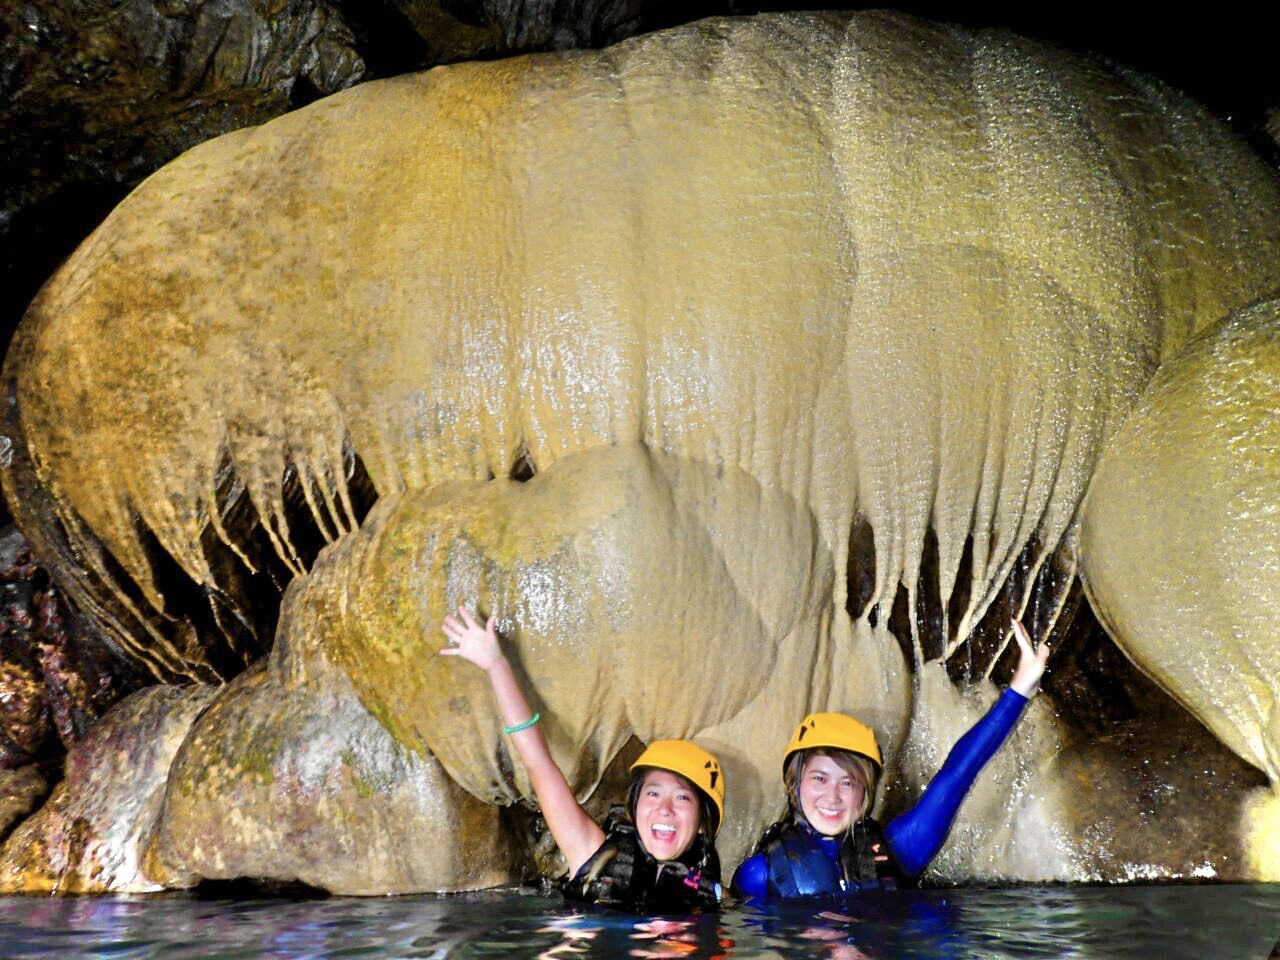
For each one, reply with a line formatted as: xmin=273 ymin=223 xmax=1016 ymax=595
xmin=145 ymin=625 xmax=516 ymax=894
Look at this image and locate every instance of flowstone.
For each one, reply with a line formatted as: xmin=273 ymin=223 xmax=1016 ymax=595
xmin=0 ymin=685 xmax=216 ymax=894
xmin=145 ymin=601 xmax=515 ymax=895
xmin=4 ymin=11 xmax=1280 ymax=888
xmin=1080 ymin=295 xmax=1280 ymax=878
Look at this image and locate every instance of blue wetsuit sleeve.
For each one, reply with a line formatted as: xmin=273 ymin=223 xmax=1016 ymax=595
xmin=883 ymin=688 xmax=1029 ymax=877
xmin=731 ymin=852 xmax=769 ymax=898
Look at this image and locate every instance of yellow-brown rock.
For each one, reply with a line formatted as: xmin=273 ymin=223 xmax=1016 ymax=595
xmin=7 ymin=12 xmax=1277 ymax=685
xmin=0 ymin=685 xmax=216 ymax=893
xmin=299 ymin=442 xmax=840 ymax=868
xmin=1081 ymin=296 xmax=1280 ymax=877
xmin=0 ymin=766 xmax=46 ymax=840
xmin=145 ymin=618 xmax=516 ymax=894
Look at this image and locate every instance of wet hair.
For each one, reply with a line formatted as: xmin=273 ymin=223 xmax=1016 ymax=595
xmin=626 ymin=767 xmax=718 ymax=843
xmin=782 ymin=747 xmax=877 ymax=839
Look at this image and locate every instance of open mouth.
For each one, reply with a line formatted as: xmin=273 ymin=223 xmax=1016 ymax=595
xmin=650 ymin=823 xmax=679 ymax=843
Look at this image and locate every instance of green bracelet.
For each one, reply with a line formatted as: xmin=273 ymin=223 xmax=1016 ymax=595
xmin=503 ymin=712 xmax=541 ymax=735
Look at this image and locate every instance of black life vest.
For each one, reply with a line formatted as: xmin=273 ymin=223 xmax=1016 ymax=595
xmin=761 ymin=817 xmax=907 ymax=897
xmin=563 ymin=806 xmax=722 ymax=913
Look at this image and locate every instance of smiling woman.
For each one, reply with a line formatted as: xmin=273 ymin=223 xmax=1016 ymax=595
xmin=441 ymin=607 xmax=725 ymax=913
xmin=733 ymin=620 xmax=1050 ymax=898
xmin=634 ymin=770 xmax=701 ymax=854
xmin=795 ymin=750 xmax=872 ymax=836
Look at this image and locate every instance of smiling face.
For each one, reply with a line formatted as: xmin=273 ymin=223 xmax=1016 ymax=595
xmin=796 ymin=752 xmax=867 ymax=837
xmin=632 ymin=769 xmax=703 ymax=861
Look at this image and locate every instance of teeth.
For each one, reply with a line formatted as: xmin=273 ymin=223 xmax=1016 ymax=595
xmin=652 ymin=824 xmax=677 ymax=836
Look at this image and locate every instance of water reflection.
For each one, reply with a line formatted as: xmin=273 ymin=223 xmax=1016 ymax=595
xmin=533 ymin=909 xmax=734 ymax=959
xmin=1 ymin=885 xmax=1278 ymax=959
xmin=733 ymin=892 xmax=966 ymax=958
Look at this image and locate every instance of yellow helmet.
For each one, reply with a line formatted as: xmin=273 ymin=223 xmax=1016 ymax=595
xmin=783 ymin=712 xmax=882 ymax=773
xmin=630 ymin=740 xmax=725 ymax=836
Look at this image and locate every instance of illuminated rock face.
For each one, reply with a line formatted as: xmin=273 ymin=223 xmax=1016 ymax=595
xmin=1080 ymin=296 xmax=1280 ymax=879
xmin=0 ymin=685 xmax=217 ymax=894
xmin=143 ymin=611 xmax=515 ymax=895
xmin=2 ymin=11 xmax=1280 ymax=890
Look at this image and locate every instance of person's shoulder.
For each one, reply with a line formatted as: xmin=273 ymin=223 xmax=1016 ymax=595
xmin=731 ymin=851 xmax=768 ymax=897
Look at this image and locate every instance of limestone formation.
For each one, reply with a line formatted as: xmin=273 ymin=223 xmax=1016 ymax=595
xmin=3 ymin=11 xmax=1280 ymax=888
xmin=145 ymin=603 xmax=515 ymax=894
xmin=298 ymin=443 xmax=844 ymax=868
xmin=0 ymin=685 xmax=216 ymax=893
xmin=1 ymin=0 xmax=367 ymax=340
xmin=0 ymin=597 xmax=515 ymax=895
xmin=1080 ymin=295 xmax=1280 ymax=877
xmin=0 ymin=767 xmax=46 ymax=842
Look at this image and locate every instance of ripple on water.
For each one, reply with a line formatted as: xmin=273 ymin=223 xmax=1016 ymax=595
xmin=1 ymin=885 xmax=1279 ymax=959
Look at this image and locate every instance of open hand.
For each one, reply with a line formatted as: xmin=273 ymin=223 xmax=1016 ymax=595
xmin=1009 ymin=618 xmax=1050 ymax=697
xmin=440 ymin=606 xmax=502 ymax=671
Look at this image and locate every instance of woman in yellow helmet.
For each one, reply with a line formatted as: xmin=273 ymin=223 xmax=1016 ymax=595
xmin=441 ymin=607 xmax=724 ymax=912
xmin=732 ymin=619 xmax=1050 ymax=898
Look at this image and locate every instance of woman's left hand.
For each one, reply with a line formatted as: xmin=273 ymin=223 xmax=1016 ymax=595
xmin=1009 ymin=619 xmax=1050 ymax=697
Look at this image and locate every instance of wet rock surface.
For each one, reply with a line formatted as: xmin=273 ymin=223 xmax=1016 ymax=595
xmin=0 ymin=0 xmax=709 ymax=349
xmin=3 ymin=6 xmax=1280 ymax=893
xmin=1055 ymin=700 xmax=1269 ymax=882
xmin=0 ymin=583 xmax=518 ymax=895
xmin=10 ymin=10 xmax=1277 ymax=687
xmin=0 ymin=683 xmax=217 ymax=893
xmin=1 ymin=0 xmax=367 ymax=350
xmin=0 ymin=526 xmax=146 ymax=772
xmin=5 ymin=2 xmax=1277 ymax=356
xmin=1080 ymin=297 xmax=1280 ymax=879
xmin=0 ymin=765 xmax=46 ymax=843
xmin=4 ymin=9 xmax=1280 ymax=886
xmin=302 ymin=444 xmax=836 ymax=872
xmin=145 ymin=626 xmax=516 ymax=895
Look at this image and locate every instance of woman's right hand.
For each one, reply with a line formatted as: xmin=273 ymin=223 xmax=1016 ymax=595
xmin=440 ymin=606 xmax=503 ymax=671
xmin=441 ymin=606 xmax=607 ymax=875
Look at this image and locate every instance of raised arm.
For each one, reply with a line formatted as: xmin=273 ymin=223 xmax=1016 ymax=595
xmin=441 ymin=607 xmax=605 ymax=874
xmin=1007 ymin=618 xmax=1050 ymax=697
xmin=883 ymin=619 xmax=1049 ymax=876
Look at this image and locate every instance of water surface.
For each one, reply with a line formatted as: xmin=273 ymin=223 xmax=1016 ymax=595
xmin=2 ymin=884 xmax=1278 ymax=959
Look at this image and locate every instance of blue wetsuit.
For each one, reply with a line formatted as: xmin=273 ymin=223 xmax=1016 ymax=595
xmin=733 ymin=688 xmax=1029 ymax=897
